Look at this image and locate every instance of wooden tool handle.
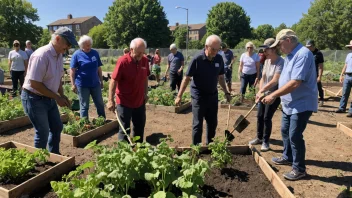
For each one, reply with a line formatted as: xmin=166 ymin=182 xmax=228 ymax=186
xmin=244 ymin=103 xmax=257 ymax=118
xmin=115 ymin=111 xmax=134 ymax=146
xmin=226 ymin=104 xmax=231 ymax=130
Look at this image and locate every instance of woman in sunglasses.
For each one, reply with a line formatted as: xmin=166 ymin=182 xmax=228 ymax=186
xmin=238 ymin=42 xmax=260 ymax=102
xmin=8 ymin=40 xmax=28 ymax=97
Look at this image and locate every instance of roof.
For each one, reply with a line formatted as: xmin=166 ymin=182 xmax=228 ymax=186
xmin=169 ymin=23 xmax=206 ymax=31
xmin=48 ymin=16 xmax=96 ymax=26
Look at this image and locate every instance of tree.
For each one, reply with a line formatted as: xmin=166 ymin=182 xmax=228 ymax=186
xmin=234 ymin=39 xmax=263 ymax=50
xmin=188 ymin=40 xmax=203 ymax=49
xmin=37 ymin=29 xmax=51 ymax=47
xmin=0 ymin=0 xmax=43 ymax=48
xmin=274 ymin=23 xmax=288 ymax=35
xmin=295 ymin=0 xmax=352 ymax=49
xmin=88 ymin=24 xmax=108 ymax=49
xmin=172 ymin=26 xmax=187 ymax=49
xmin=206 ymin=2 xmax=251 ymax=48
xmin=253 ymin=24 xmax=274 ymax=40
xmin=104 ymin=0 xmax=172 ymax=48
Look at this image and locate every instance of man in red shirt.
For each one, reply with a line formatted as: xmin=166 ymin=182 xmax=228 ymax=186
xmin=107 ymin=38 xmax=149 ymax=142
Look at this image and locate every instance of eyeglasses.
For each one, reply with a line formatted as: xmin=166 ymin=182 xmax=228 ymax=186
xmin=13 ymin=44 xmax=19 ymax=47
xmin=279 ymin=38 xmax=288 ymax=46
xmin=207 ymin=45 xmax=220 ymax=52
xmin=247 ymin=47 xmax=253 ymax=49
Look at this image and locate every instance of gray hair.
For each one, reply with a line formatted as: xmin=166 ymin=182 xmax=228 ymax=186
xmin=25 ymin=40 xmax=31 ymax=44
xmin=170 ymin=43 xmax=177 ymax=50
xmin=205 ymin=35 xmax=222 ymax=45
xmin=245 ymin=41 xmax=255 ymax=49
xmin=130 ymin=38 xmax=147 ymax=49
xmin=287 ymin=35 xmax=299 ymax=45
xmin=78 ymin=35 xmax=93 ymax=48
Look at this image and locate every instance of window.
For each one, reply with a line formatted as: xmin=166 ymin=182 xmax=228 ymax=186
xmin=53 ymin=26 xmax=58 ymax=30
xmin=49 ymin=26 xmax=53 ymax=31
xmin=66 ymin=25 xmax=72 ymax=30
xmin=76 ymin=24 xmax=80 ymax=30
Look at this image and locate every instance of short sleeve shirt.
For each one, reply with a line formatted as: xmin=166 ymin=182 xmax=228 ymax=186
xmin=224 ymin=50 xmax=234 ymax=66
xmin=70 ymin=49 xmax=103 ymax=88
xmin=262 ymin=57 xmax=284 ymax=94
xmin=312 ymin=48 xmax=324 ymax=76
xmin=168 ymin=51 xmax=184 ymax=74
xmin=25 ymin=48 xmax=34 ymax=58
xmin=186 ymin=49 xmax=225 ymax=99
xmin=279 ymin=44 xmax=318 ymax=115
xmin=8 ymin=50 xmax=28 ymax=71
xmin=22 ymin=43 xmax=64 ymax=94
xmin=345 ymin=53 xmax=352 ymax=73
xmin=240 ymin=53 xmax=260 ymax=75
xmin=153 ymin=54 xmax=161 ymax=65
xmin=111 ymin=54 xmax=150 ymax=108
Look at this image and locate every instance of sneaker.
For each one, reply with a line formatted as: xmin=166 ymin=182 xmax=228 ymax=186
xmin=261 ymin=142 xmax=270 ymax=152
xmin=271 ymin=156 xmax=292 ymax=165
xmin=319 ymin=100 xmax=324 ymax=107
xmin=249 ymin=138 xmax=262 ymax=145
xmin=347 ymin=113 xmax=352 ymax=117
xmin=283 ymin=169 xmax=307 ymax=181
xmin=335 ymin=109 xmax=346 ymax=113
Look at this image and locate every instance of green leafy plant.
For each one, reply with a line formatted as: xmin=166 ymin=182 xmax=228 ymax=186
xmin=0 ymin=148 xmax=49 ymax=182
xmin=0 ymin=93 xmax=25 ymax=121
xmin=63 ymin=84 xmax=78 ymax=101
xmin=244 ymin=87 xmax=256 ymax=102
xmin=208 ymin=137 xmax=233 ymax=168
xmin=62 ymin=112 xmax=106 ymax=136
xmin=148 ymin=88 xmax=190 ymax=106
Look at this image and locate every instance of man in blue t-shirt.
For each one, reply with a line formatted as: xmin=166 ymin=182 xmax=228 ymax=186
xmin=262 ymin=29 xmax=317 ymax=181
xmin=70 ymin=35 xmax=105 ymax=119
xmin=175 ymin=35 xmax=231 ymax=145
xmin=165 ymin=44 xmax=184 ymax=91
xmin=221 ymin=43 xmax=235 ymax=92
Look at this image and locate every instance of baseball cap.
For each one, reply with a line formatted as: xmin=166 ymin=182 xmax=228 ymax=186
xmin=306 ymin=40 xmax=315 ymax=47
xmin=346 ymin=40 xmax=352 ymax=47
xmin=54 ymin=27 xmax=78 ymax=47
xmin=270 ymin=29 xmax=297 ymax=48
xmin=13 ymin=40 xmax=20 ymax=45
xmin=259 ymin=38 xmax=275 ymax=49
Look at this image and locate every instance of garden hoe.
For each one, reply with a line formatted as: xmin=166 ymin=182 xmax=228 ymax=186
xmin=114 ymin=111 xmax=135 ymax=147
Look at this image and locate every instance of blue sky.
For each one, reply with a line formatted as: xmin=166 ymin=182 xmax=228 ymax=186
xmin=29 ymin=0 xmax=312 ymax=28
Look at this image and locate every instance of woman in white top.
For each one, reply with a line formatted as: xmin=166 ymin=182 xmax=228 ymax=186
xmin=8 ymin=40 xmax=28 ymax=97
xmin=249 ymin=38 xmax=284 ymax=152
xmin=238 ymin=42 xmax=260 ymax=101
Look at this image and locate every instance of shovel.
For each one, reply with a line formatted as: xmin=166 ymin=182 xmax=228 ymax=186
xmin=114 ymin=111 xmax=135 ymax=147
xmin=224 ymin=104 xmax=234 ymax=141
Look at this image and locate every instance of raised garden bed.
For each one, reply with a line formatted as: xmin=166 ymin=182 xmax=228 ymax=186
xmin=323 ymin=87 xmax=342 ymax=97
xmin=146 ymin=101 xmax=191 ymax=113
xmin=0 ymin=114 xmax=68 ymax=134
xmin=0 ymin=141 xmax=74 ymax=198
xmin=60 ymin=115 xmax=118 ymax=147
xmin=0 ymin=85 xmax=12 ymax=95
xmin=336 ymin=122 xmax=352 ymax=138
xmin=1 ymin=80 xmax=12 ymax=86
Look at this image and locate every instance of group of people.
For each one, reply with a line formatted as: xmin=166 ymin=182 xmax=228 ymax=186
xmin=11 ymin=25 xmax=352 ymax=182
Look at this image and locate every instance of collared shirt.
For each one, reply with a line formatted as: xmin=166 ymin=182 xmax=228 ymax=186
xmin=8 ymin=50 xmax=28 ymax=71
xmin=168 ymin=51 xmax=184 ymax=74
xmin=223 ymin=49 xmax=234 ymax=66
xmin=279 ymin=43 xmax=318 ymax=115
xmin=312 ymin=48 xmax=324 ymax=76
xmin=111 ymin=53 xmax=150 ymax=108
xmin=345 ymin=52 xmax=352 ymax=73
xmin=186 ymin=49 xmax=225 ymax=99
xmin=70 ymin=49 xmax=103 ymax=88
xmin=240 ymin=53 xmax=260 ymax=75
xmin=23 ymin=42 xmax=64 ymax=94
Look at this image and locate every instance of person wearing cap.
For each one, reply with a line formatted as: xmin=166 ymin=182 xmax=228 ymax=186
xmin=175 ymin=35 xmax=231 ymax=145
xmin=261 ymin=29 xmax=317 ymax=181
xmin=21 ymin=27 xmax=78 ymax=154
xmin=238 ymin=41 xmax=260 ymax=102
xmin=221 ymin=43 xmax=235 ymax=92
xmin=8 ymin=40 xmax=28 ymax=97
xmin=152 ymin=49 xmax=161 ymax=84
xmin=335 ymin=40 xmax=352 ymax=117
xmin=25 ymin=40 xmax=34 ymax=58
xmin=70 ymin=35 xmax=105 ymax=119
xmin=306 ymin=40 xmax=325 ymax=107
xmin=107 ymin=38 xmax=149 ymax=142
xmin=166 ymin=44 xmax=184 ymax=91
xmin=249 ymin=38 xmax=284 ymax=152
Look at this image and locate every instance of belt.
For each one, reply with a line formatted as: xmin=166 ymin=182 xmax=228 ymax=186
xmin=345 ymin=73 xmax=352 ymax=76
xmin=23 ymin=89 xmax=51 ymax=99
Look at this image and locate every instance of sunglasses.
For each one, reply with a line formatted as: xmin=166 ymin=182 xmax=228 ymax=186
xmin=247 ymin=47 xmax=253 ymax=49
xmin=13 ymin=44 xmax=19 ymax=47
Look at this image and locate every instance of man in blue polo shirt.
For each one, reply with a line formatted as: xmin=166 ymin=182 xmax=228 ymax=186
xmin=166 ymin=44 xmax=184 ymax=91
xmin=262 ymin=29 xmax=317 ymax=181
xmin=175 ymin=35 xmax=231 ymax=145
xmin=222 ymin=43 xmax=235 ymax=92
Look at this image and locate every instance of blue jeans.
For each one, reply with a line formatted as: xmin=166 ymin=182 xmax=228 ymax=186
xmin=116 ymin=104 xmax=146 ymax=142
xmin=281 ymin=111 xmax=312 ymax=173
xmin=21 ymin=90 xmax=63 ymax=154
xmin=339 ymin=75 xmax=352 ymax=112
xmin=257 ymin=97 xmax=281 ymax=143
xmin=192 ymin=94 xmax=218 ymax=145
xmin=77 ymin=85 xmax=106 ymax=119
xmin=240 ymin=73 xmax=257 ymax=95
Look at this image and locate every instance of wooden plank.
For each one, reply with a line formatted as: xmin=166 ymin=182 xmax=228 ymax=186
xmin=219 ymin=104 xmax=258 ymax=111
xmin=322 ymin=82 xmax=341 ymax=87
xmin=0 ymin=141 xmax=74 ymax=198
xmin=337 ymin=122 xmax=352 ymax=138
xmin=323 ymin=88 xmax=341 ymax=97
xmin=2 ymin=80 xmax=12 ymax=86
xmin=250 ymin=145 xmax=295 ymax=198
xmin=174 ymin=145 xmax=250 ymax=155
xmin=0 ymin=114 xmax=68 ymax=134
xmin=61 ymin=120 xmax=118 ymax=147
xmin=146 ymin=101 xmax=191 ymax=113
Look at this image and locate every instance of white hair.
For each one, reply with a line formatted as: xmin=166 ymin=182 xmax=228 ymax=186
xmin=205 ymin=35 xmax=222 ymax=45
xmin=78 ymin=35 xmax=93 ymax=48
xmin=245 ymin=41 xmax=256 ymax=49
xmin=130 ymin=38 xmax=147 ymax=49
xmin=25 ymin=40 xmax=31 ymax=44
xmin=170 ymin=43 xmax=177 ymax=50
